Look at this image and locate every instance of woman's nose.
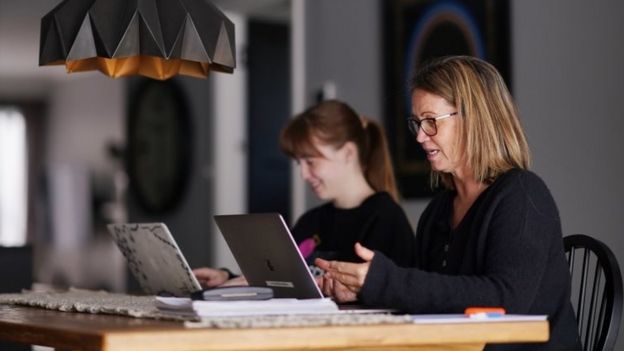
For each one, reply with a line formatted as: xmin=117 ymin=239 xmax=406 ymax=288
xmin=416 ymin=126 xmax=429 ymax=143
xmin=299 ymin=163 xmax=311 ymax=180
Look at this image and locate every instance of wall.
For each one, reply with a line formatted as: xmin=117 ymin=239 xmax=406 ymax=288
xmin=513 ymin=0 xmax=624 ymax=254
xmin=513 ymin=0 xmax=624 ymax=347
xmin=299 ymin=0 xmax=387 ymax=215
xmin=46 ymin=75 xmax=125 ymax=173
xmin=39 ymin=73 xmax=127 ymax=291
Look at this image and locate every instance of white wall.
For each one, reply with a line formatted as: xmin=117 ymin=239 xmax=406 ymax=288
xmin=513 ymin=0 xmax=624 ymax=253
xmin=39 ymin=73 xmax=127 ymax=291
xmin=303 ymin=0 xmax=382 ymax=117
xmin=513 ymin=1 xmax=624 ymax=347
xmin=47 ymin=75 xmax=125 ymax=172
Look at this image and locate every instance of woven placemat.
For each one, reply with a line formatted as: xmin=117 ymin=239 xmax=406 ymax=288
xmin=0 ymin=288 xmax=191 ymax=321
xmin=0 ymin=289 xmax=412 ymax=328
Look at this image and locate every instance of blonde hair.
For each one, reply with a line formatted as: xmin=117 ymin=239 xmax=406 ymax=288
xmin=410 ymin=55 xmax=530 ymax=189
xmin=280 ymin=100 xmax=399 ymax=202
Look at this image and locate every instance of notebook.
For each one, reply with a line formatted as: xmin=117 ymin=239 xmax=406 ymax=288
xmin=214 ymin=213 xmax=324 ymax=299
xmin=107 ymin=223 xmax=201 ymax=297
xmin=155 ymin=295 xmax=339 ymax=317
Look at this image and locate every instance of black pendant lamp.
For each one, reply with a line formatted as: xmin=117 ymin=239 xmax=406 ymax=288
xmin=39 ymin=0 xmax=236 ymax=80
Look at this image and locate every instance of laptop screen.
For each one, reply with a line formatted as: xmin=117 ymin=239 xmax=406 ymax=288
xmin=214 ymin=213 xmax=323 ymax=299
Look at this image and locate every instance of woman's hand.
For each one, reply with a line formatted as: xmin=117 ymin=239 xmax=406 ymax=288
xmin=314 ymin=243 xmax=375 ymax=301
xmin=220 ymin=275 xmax=249 ymax=287
xmin=315 ymin=272 xmax=358 ymax=302
xmin=192 ymin=267 xmax=230 ymax=288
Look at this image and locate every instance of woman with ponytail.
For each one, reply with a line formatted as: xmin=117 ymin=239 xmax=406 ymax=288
xmin=193 ymin=100 xmax=414 ymax=288
xmin=280 ymin=100 xmax=414 ymax=269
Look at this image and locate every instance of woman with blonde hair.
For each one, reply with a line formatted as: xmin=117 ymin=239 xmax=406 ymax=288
xmin=316 ymin=56 xmax=581 ymax=350
xmin=194 ymin=99 xmax=414 ymax=286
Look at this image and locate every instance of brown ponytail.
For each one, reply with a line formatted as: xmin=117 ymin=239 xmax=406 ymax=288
xmin=280 ymin=100 xmax=400 ymax=202
xmin=361 ymin=118 xmax=399 ymax=202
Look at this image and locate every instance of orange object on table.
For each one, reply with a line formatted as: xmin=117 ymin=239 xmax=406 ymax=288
xmin=464 ymin=307 xmax=506 ymax=317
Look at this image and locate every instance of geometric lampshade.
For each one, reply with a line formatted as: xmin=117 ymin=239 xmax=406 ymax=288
xmin=39 ymin=0 xmax=236 ymax=80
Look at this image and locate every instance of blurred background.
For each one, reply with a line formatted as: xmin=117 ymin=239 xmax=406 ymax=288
xmin=0 ymin=0 xmax=623 ymax=348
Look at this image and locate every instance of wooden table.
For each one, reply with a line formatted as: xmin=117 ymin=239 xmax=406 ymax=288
xmin=0 ymin=305 xmax=548 ymax=351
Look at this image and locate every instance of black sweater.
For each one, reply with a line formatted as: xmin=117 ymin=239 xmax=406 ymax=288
xmin=292 ymin=192 xmax=414 ymax=267
xmin=359 ymin=170 xmax=581 ymax=350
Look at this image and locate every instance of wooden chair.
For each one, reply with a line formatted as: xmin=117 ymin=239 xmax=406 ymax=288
xmin=564 ymin=234 xmax=623 ymax=351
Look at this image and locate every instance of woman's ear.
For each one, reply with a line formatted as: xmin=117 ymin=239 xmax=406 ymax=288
xmin=341 ymin=142 xmax=358 ymax=164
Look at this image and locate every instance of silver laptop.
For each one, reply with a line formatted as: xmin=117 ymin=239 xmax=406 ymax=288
xmin=214 ymin=213 xmax=324 ymax=299
xmin=107 ymin=223 xmax=202 ymax=297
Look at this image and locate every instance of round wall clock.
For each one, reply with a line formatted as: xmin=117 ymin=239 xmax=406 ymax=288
xmin=126 ymin=79 xmax=192 ymax=214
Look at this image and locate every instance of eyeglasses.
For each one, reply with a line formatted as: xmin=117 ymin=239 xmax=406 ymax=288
xmin=406 ymin=112 xmax=458 ymax=137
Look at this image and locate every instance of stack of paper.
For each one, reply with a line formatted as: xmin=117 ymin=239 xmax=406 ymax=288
xmin=155 ymin=297 xmax=339 ymax=317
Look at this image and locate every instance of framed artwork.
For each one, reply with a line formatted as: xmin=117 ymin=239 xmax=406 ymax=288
xmin=383 ymin=0 xmax=510 ymax=198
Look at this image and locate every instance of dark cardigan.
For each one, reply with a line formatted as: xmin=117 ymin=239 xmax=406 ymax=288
xmin=359 ymin=169 xmax=581 ymax=350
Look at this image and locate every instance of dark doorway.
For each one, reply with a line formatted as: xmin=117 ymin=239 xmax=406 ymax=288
xmin=247 ymin=20 xmax=291 ymax=222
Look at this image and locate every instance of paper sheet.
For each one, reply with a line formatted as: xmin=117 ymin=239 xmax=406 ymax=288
xmin=411 ymin=314 xmax=547 ymax=324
